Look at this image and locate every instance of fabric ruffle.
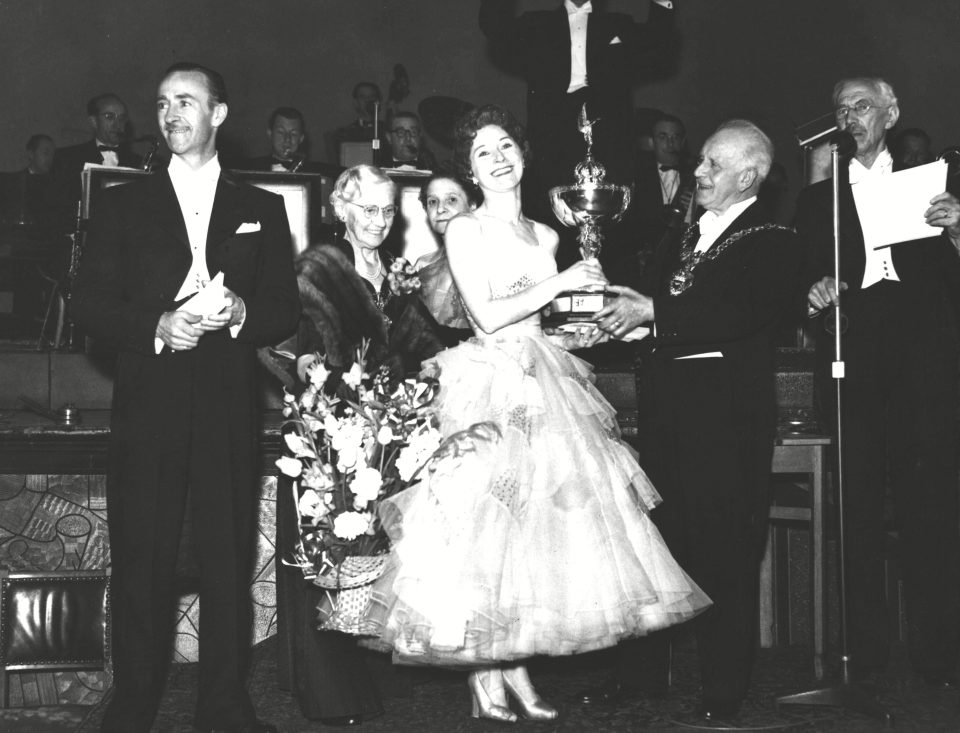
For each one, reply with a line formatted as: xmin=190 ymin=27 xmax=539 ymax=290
xmin=363 ymin=331 xmax=710 ymax=666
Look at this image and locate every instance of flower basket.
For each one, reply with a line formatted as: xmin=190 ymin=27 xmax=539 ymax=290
xmin=314 ymin=554 xmax=387 ymax=636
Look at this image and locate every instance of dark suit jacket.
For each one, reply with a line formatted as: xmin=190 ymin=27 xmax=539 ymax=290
xmin=641 ymin=201 xmax=803 ymax=416
xmin=49 ymin=139 xmax=140 ymax=232
xmin=479 ymin=0 xmax=676 ymax=185
xmin=631 ymin=151 xmax=694 ymax=247
xmin=796 ymin=172 xmax=960 ymax=311
xmin=73 ymin=169 xmax=300 ymax=356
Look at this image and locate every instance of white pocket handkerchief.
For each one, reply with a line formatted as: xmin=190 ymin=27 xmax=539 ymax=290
xmin=609 ymin=36 xmax=622 ymax=45
xmin=236 ymin=221 xmax=261 ymax=234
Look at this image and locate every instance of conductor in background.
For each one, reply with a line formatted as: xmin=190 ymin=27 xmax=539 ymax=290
xmin=797 ymin=77 xmax=960 ymax=687
xmin=73 ymin=62 xmax=300 ymax=733
xmin=479 ymin=0 xmax=678 ymax=269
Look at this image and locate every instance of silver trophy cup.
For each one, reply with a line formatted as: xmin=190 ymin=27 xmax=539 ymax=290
xmin=545 ymin=105 xmax=631 ymax=326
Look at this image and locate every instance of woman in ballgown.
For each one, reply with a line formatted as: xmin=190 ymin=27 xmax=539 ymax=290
xmin=364 ymin=105 xmax=711 ymax=722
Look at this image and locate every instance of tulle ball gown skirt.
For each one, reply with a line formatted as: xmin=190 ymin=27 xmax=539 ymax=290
xmin=364 ymin=330 xmax=710 ymax=666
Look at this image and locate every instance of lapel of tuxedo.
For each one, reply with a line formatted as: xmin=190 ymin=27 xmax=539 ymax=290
xmin=205 ymin=174 xmax=247 ymax=276
xmin=554 ymin=6 xmax=572 ymax=88
xmin=145 ymin=170 xmax=190 ymax=252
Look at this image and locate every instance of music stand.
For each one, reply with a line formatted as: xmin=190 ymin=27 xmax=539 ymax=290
xmin=775 ymin=138 xmax=892 ymax=726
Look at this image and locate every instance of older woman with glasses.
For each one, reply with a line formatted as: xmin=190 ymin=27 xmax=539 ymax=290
xmin=275 ymin=164 xmax=442 ymax=728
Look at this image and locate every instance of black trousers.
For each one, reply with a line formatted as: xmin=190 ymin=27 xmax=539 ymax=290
xmin=816 ymin=281 xmax=960 ymax=677
xmin=621 ymin=357 xmax=775 ymax=704
xmin=101 ymin=344 xmax=261 ymax=732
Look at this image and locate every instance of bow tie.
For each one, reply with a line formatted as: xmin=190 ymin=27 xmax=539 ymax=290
xmin=271 ymin=157 xmax=296 ymax=170
xmin=98 ymin=145 xmax=118 ymax=152
xmin=659 ymin=164 xmax=680 ymax=172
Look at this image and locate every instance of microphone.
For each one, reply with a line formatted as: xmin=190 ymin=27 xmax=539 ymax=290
xmin=828 ymin=129 xmax=857 ymax=158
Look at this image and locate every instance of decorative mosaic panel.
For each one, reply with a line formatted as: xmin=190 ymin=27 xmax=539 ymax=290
xmin=0 ymin=473 xmax=278 ymax=706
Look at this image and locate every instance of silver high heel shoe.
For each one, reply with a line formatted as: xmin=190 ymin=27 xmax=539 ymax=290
xmin=468 ymin=669 xmax=518 ymax=723
xmin=502 ymin=664 xmax=559 ymax=721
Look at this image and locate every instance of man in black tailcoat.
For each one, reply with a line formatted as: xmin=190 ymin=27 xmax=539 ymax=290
xmin=584 ymin=120 xmax=802 ymax=723
xmin=479 ymin=0 xmax=678 ymax=269
xmin=798 ymin=77 xmax=960 ymax=687
xmin=73 ymin=62 xmax=300 ymax=733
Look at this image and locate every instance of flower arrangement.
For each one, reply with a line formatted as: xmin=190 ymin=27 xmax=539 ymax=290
xmin=386 ymin=256 xmax=421 ymax=296
xmin=276 ymin=340 xmax=498 ymax=614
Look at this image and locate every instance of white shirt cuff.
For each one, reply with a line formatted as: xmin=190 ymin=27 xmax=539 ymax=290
xmin=652 ymin=0 xmax=673 ymax=8
xmin=154 ymin=337 xmax=164 ymax=354
xmin=229 ymin=299 xmax=246 ymax=338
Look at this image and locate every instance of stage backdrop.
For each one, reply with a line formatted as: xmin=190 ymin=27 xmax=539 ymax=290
xmin=1 ymin=0 xmax=958 ymax=222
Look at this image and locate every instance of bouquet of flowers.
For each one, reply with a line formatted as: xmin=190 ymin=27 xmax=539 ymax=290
xmin=276 ymin=340 xmax=497 ymax=633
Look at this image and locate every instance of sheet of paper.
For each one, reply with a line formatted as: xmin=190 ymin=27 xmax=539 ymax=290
xmin=851 ymin=159 xmax=947 ymax=249
xmin=176 ymin=271 xmax=227 ymax=317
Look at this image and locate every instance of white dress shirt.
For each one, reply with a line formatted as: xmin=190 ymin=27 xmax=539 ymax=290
xmin=694 ymin=196 xmax=757 ymax=254
xmin=95 ymin=139 xmax=118 ymax=167
xmin=169 ymin=153 xmax=220 ymax=302
xmin=564 ymin=0 xmax=673 ymax=93
xmin=565 ymin=0 xmax=591 ymax=93
xmin=154 ymin=154 xmax=243 ymax=353
xmin=849 ymin=148 xmax=900 ymax=289
xmin=659 ymin=165 xmax=680 ymax=204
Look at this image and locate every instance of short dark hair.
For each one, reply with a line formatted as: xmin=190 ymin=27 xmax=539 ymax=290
xmin=26 ymin=134 xmax=54 ymax=152
xmin=352 ymin=82 xmax=381 ymax=100
xmin=269 ymin=106 xmax=304 ymax=129
xmin=162 ymin=62 xmax=228 ymax=105
xmin=418 ymin=169 xmax=483 ymax=210
xmin=452 ymin=104 xmax=529 ymax=181
xmin=652 ymin=112 xmax=686 ymax=136
xmin=86 ymin=93 xmax=124 ymax=117
xmin=389 ymin=111 xmax=420 ymax=131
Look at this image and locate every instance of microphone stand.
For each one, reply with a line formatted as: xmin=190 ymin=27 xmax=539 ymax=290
xmin=775 ymin=141 xmax=891 ymax=725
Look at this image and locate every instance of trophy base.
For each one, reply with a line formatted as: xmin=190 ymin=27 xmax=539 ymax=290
xmin=541 ymin=289 xmax=611 ymax=328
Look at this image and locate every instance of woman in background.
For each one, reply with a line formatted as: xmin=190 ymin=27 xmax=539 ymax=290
xmin=413 ymin=170 xmax=480 ymax=345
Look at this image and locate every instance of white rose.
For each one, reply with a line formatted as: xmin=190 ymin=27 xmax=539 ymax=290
xmin=275 ymin=455 xmax=302 ymax=478
xmin=298 ymin=488 xmax=326 ymax=520
xmin=395 ymin=426 xmax=443 ymax=482
xmin=333 ymin=511 xmax=373 ymax=541
xmin=323 ymin=414 xmax=340 ymax=438
xmin=351 ymin=466 xmax=383 ymax=506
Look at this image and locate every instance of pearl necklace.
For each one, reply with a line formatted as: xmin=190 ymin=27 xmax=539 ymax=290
xmin=355 ymin=255 xmax=383 ymax=281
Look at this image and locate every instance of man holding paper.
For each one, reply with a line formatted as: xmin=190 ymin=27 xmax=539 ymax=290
xmin=797 ymin=76 xmax=960 ymax=688
xmin=73 ymin=62 xmax=299 ymax=733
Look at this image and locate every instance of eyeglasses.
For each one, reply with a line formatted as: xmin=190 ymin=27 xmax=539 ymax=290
xmin=390 ymin=128 xmax=419 ymax=139
xmin=834 ymin=101 xmax=886 ymax=121
xmin=347 ymin=201 xmax=397 ymax=219
xmin=98 ymin=111 xmax=127 ymax=123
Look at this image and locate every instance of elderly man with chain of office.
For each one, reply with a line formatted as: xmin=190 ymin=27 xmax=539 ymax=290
xmin=798 ymin=77 xmax=960 ymax=688
xmin=584 ymin=120 xmax=802 ymax=722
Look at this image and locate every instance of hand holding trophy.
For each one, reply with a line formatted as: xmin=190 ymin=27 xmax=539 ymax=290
xmin=544 ymin=105 xmax=631 ymax=329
